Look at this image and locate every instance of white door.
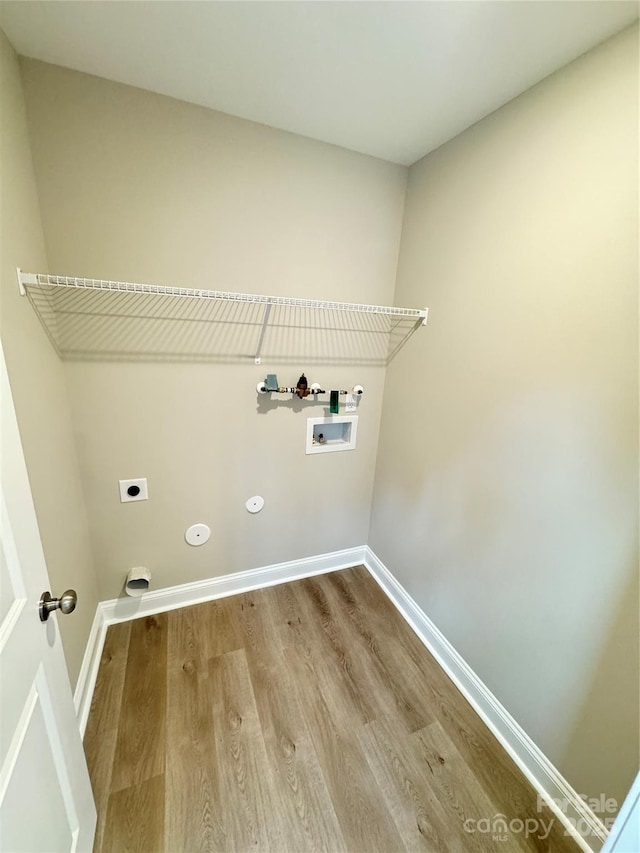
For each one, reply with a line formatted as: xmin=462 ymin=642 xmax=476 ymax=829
xmin=0 ymin=342 xmax=96 ymax=852
xmin=602 ymin=773 xmax=640 ymax=853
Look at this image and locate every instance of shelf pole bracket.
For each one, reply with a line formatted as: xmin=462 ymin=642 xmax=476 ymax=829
xmin=254 ymin=302 xmax=273 ymax=365
xmin=16 ymin=269 xmax=38 ymax=296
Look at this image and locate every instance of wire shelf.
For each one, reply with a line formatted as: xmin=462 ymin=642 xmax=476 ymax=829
xmin=18 ymin=272 xmax=428 ymax=365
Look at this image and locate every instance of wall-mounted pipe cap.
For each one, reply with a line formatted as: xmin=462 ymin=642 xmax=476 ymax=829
xmin=185 ymin=523 xmax=211 ymax=546
xmin=246 ymin=495 xmax=265 ymax=514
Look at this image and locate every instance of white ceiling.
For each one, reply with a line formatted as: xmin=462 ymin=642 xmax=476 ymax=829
xmin=1 ymin=1 xmax=637 ymax=165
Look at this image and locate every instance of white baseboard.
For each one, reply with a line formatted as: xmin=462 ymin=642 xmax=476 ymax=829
xmin=74 ymin=546 xmax=367 ymax=737
xmin=363 ymin=546 xmax=607 ymax=853
xmin=74 ymin=542 xmax=608 ymax=853
xmin=99 ymin=545 xmax=367 ymax=624
xmin=73 ymin=604 xmax=108 ymax=738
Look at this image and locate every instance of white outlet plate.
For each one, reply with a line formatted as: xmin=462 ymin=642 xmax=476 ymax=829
xmin=119 ymin=478 xmax=148 ymax=503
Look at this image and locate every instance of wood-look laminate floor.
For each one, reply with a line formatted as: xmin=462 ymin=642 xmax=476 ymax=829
xmin=84 ymin=567 xmax=579 ymax=853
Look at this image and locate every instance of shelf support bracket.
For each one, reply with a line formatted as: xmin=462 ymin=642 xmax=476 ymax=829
xmin=254 ymin=302 xmax=273 ymax=365
xmin=16 ymin=269 xmax=38 ymax=296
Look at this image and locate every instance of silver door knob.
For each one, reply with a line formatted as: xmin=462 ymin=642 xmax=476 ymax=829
xmin=39 ymin=589 xmax=77 ymax=622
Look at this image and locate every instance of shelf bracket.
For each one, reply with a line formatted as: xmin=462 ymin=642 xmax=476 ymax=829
xmin=16 ymin=269 xmax=38 ymax=296
xmin=254 ymin=302 xmax=272 ymax=365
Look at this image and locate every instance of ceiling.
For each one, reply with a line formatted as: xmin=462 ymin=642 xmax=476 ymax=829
xmin=1 ymin=1 xmax=637 ymax=165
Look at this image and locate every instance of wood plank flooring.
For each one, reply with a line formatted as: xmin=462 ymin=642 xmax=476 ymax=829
xmin=84 ymin=567 xmax=579 ymax=853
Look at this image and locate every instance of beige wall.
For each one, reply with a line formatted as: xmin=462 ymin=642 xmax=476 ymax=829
xmin=19 ymin=59 xmax=407 ymax=603
xmin=370 ymin=25 xmax=639 ymax=806
xmin=0 ymin=31 xmax=99 ymax=686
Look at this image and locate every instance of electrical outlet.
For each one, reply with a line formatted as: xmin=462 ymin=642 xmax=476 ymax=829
xmin=119 ymin=478 xmax=148 ymax=503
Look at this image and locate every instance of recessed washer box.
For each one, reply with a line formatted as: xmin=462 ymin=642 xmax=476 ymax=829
xmin=306 ymin=416 xmax=358 ymax=455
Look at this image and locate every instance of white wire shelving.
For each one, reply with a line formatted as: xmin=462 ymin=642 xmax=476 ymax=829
xmin=18 ymin=271 xmax=428 ymax=365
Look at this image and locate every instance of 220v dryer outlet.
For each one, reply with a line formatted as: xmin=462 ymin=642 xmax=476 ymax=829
xmin=119 ymin=478 xmax=148 ymax=502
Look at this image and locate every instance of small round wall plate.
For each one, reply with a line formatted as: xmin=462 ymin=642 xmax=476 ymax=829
xmin=185 ymin=523 xmax=211 ymax=546
xmin=245 ymin=495 xmax=265 ymax=514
